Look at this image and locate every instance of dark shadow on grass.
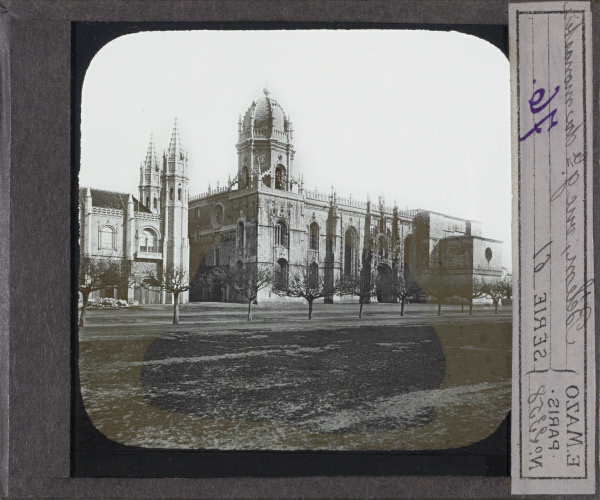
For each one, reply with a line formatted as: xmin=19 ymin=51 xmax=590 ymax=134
xmin=141 ymin=325 xmax=445 ymax=434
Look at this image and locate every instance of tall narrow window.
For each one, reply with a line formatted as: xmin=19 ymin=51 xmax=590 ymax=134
xmin=275 ymin=221 xmax=288 ymax=247
xmin=344 ymin=230 xmax=354 ymax=277
xmin=214 ymin=248 xmax=220 ymax=267
xmin=145 ymin=196 xmax=150 ymax=208
xmin=309 ymin=222 xmax=319 ymax=251
xmin=153 ymin=197 xmax=158 ymax=210
xmin=140 ymin=229 xmax=157 ymax=253
xmin=275 ymin=165 xmax=286 ymax=190
xmin=100 ymin=226 xmax=115 ymax=250
xmin=378 ymin=237 xmax=387 ymax=258
xmin=178 ymin=188 xmax=182 ymax=201
xmin=237 ymin=221 xmax=245 ymax=247
xmin=170 ymin=188 xmax=174 ymax=200
xmin=275 ymin=259 xmax=288 ymax=289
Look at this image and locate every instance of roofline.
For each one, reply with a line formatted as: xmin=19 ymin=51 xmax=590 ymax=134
xmin=413 ymin=209 xmax=482 ymax=225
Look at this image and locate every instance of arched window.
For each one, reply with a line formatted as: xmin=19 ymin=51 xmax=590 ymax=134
xmin=378 ymin=236 xmax=387 ymax=259
xmin=178 ymin=188 xmax=182 ymax=201
xmin=145 ymin=196 xmax=150 ymax=208
xmin=275 ymin=165 xmax=286 ymax=190
xmin=237 ymin=221 xmax=245 ymax=248
xmin=140 ymin=228 xmax=158 ymax=253
xmin=344 ymin=229 xmax=355 ymax=277
xmin=236 ymin=260 xmax=244 ymax=271
xmin=275 ymin=258 xmax=288 ymax=289
xmin=153 ymin=197 xmax=158 ymax=210
xmin=98 ymin=226 xmax=117 ymax=250
xmin=100 ymin=225 xmax=115 ymax=250
xmin=242 ymin=166 xmax=249 ymax=189
xmin=275 ymin=220 xmax=288 ymax=247
xmin=170 ymin=188 xmax=174 ymax=200
xmin=308 ymin=262 xmax=319 ymax=289
xmin=309 ymin=222 xmax=319 ymax=251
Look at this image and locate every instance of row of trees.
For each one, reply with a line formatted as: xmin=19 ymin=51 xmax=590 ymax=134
xmin=78 ymin=257 xmax=196 ymax=327
xmin=79 ymin=256 xmax=512 ymax=326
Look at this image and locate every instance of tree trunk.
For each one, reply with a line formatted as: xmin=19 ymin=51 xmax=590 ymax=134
xmin=494 ymin=300 xmax=498 ymax=314
xmin=469 ymin=299 xmax=473 ymax=315
xmin=248 ymin=298 xmax=253 ymax=321
xmin=308 ymin=299 xmax=313 ymax=319
xmin=359 ymin=296 xmax=363 ymax=318
xmin=437 ymin=299 xmax=441 ymax=315
xmin=400 ymin=297 xmax=405 ymax=316
xmin=173 ymin=292 xmax=180 ymax=324
xmin=79 ymin=291 xmax=90 ymax=328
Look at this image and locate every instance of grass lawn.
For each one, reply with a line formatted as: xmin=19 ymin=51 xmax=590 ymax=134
xmin=78 ymin=301 xmax=511 ymax=451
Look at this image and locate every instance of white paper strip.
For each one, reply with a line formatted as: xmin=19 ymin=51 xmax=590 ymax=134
xmin=510 ymin=2 xmax=594 ymax=495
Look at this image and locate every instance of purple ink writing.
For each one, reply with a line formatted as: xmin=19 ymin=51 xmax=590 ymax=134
xmin=520 ymin=80 xmax=560 ymax=142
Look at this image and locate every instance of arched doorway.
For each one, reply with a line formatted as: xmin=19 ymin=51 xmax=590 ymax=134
xmin=275 ymin=258 xmax=288 ymax=290
xmin=376 ymin=264 xmax=393 ymax=303
xmin=208 ymin=268 xmax=226 ymax=302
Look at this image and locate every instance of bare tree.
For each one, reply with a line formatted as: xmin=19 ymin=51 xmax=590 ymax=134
xmin=340 ymin=267 xmax=377 ymax=318
xmin=457 ymin=276 xmax=487 ymax=315
xmin=417 ymin=272 xmax=455 ymax=316
xmin=78 ymin=257 xmax=131 ymax=328
xmin=214 ymin=263 xmax=273 ymax=321
xmin=141 ymin=266 xmax=196 ymax=324
xmin=378 ymin=271 xmax=421 ymax=316
xmin=274 ymin=263 xmax=340 ymax=319
xmin=482 ymin=276 xmax=512 ymax=314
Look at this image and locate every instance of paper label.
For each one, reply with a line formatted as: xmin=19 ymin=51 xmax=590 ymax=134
xmin=510 ymin=2 xmax=594 ymax=495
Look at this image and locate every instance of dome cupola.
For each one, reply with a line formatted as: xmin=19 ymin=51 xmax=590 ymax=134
xmin=241 ymin=88 xmax=291 ymax=141
xmin=236 ymin=88 xmax=296 ymax=192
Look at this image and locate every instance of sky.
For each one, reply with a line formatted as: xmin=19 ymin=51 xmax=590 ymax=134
xmin=80 ymin=29 xmax=511 ymax=269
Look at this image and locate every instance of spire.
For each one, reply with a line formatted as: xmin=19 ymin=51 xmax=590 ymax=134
xmin=168 ymin=118 xmax=182 ymax=160
xmin=144 ymin=133 xmax=159 ymax=171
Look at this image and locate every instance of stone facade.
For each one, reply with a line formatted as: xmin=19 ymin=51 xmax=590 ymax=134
xmin=79 ymin=121 xmax=190 ymax=305
xmin=188 ymin=89 xmax=504 ymax=303
xmin=81 ymin=90 xmax=503 ymax=305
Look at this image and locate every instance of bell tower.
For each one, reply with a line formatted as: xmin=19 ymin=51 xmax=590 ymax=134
xmin=236 ymin=88 xmax=296 ymax=191
xmin=139 ymin=134 xmax=162 ymax=213
xmin=162 ymin=119 xmax=190 ymax=302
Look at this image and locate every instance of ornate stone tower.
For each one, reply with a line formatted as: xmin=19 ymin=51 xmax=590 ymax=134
xmin=236 ymin=88 xmax=296 ymax=191
xmin=138 ymin=134 xmax=162 ymax=213
xmin=325 ymin=189 xmax=341 ymax=303
xmin=162 ymin=119 xmax=190 ymax=303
